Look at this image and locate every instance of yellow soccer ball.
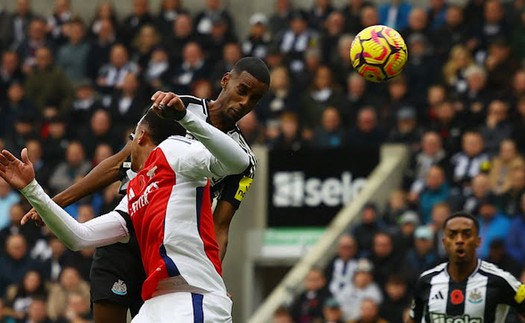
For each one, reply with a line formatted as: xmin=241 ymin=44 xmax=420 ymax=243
xmin=350 ymin=25 xmax=408 ymax=82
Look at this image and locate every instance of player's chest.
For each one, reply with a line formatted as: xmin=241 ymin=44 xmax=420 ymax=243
xmin=127 ymin=164 xmax=174 ymax=218
xmin=426 ymin=277 xmax=498 ymax=322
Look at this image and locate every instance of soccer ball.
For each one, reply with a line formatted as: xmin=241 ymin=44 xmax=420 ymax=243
xmin=350 ymin=25 xmax=408 ymax=82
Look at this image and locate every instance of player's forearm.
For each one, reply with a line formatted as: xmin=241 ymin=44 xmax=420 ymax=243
xmin=178 ymin=110 xmax=249 ymax=174
xmin=20 ymin=180 xmax=129 ymax=250
xmin=213 ymin=200 xmax=237 ymax=261
xmin=52 ymin=143 xmax=131 ymax=207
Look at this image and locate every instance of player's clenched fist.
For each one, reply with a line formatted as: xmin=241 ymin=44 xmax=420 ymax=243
xmin=151 ymin=91 xmax=186 ymax=121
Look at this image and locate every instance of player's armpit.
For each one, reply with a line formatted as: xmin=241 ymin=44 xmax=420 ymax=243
xmin=53 ymin=142 xmax=132 ymax=206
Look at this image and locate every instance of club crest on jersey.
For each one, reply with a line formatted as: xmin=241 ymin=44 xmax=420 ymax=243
xmin=429 ymin=313 xmax=482 ymax=323
xmin=147 ymin=165 xmax=157 ymax=179
xmin=468 ymin=289 xmax=482 ymax=304
xmin=111 ymin=280 xmax=127 ymax=295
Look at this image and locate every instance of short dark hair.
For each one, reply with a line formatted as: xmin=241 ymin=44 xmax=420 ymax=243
xmin=231 ymin=57 xmax=270 ymax=86
xmin=139 ymin=108 xmax=186 ymax=145
xmin=443 ymin=211 xmax=480 ymax=234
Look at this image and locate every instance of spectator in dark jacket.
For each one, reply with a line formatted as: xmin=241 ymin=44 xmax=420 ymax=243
xmin=290 ymin=268 xmax=332 ymax=323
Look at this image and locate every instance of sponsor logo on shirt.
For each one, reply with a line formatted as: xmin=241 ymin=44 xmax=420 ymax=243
xmin=431 ymin=291 xmax=445 ymax=300
xmin=235 ymin=176 xmax=253 ymax=201
xmin=111 ymin=280 xmax=127 ymax=296
xmin=130 ymin=181 xmax=159 ymax=215
xmin=429 ymin=313 xmax=482 ymax=323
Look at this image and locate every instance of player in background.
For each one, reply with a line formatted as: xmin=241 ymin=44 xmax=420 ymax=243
xmin=407 ymin=212 xmax=525 ymax=322
xmin=21 ymin=57 xmax=270 ymax=322
xmin=0 ymin=102 xmax=250 ymax=322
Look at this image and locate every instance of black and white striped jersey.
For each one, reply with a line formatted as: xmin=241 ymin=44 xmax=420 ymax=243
xmin=410 ymin=260 xmax=525 ymax=323
xmin=179 ymin=95 xmax=257 ymax=209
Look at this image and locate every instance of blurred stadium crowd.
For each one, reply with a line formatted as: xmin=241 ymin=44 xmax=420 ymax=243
xmin=0 ymin=0 xmax=525 ymax=322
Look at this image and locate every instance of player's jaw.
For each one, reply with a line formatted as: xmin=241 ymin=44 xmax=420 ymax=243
xmin=452 ymin=246 xmax=469 ymax=264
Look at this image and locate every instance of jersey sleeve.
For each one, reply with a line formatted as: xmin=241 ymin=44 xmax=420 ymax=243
xmin=497 ymin=272 xmax=525 ymax=314
xmin=20 ymin=180 xmax=130 ymax=250
xmin=213 ymin=169 xmax=254 ymax=209
xmin=410 ymin=276 xmax=428 ymax=322
xmin=177 ymin=110 xmax=250 ymax=177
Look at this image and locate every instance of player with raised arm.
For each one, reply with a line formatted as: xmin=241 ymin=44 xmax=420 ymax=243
xmin=0 ymin=101 xmax=250 ymax=322
xmin=21 ymin=57 xmax=270 ymax=322
xmin=407 ymin=212 xmax=525 ymax=323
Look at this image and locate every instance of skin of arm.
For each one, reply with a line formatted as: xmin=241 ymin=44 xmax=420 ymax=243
xmin=214 ymin=200 xmax=236 ymax=261
xmin=53 ymin=142 xmax=131 ymax=206
xmin=21 ymin=142 xmax=131 ymax=225
xmin=0 ymin=149 xmax=129 ymax=250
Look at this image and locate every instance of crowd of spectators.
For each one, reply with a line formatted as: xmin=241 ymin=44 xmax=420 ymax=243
xmin=1 ymin=0 xmax=525 ymax=321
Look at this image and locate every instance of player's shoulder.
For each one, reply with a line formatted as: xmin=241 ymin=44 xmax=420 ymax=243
xmin=231 ymin=128 xmax=257 ymax=172
xmin=179 ymin=95 xmax=208 ymax=116
xmin=179 ymin=94 xmax=205 ymax=106
xmin=418 ymin=262 xmax=448 ymax=282
xmin=478 ymin=260 xmax=521 ymax=289
xmin=157 ymin=135 xmax=195 ymax=152
xmin=227 ymin=127 xmax=256 ymax=155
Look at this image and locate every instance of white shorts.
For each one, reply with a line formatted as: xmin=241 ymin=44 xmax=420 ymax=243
xmin=132 ymin=292 xmax=232 ymax=323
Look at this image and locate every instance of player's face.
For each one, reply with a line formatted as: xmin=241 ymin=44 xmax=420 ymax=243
xmin=443 ymin=217 xmax=481 ymax=265
xmin=219 ymin=71 xmax=268 ymax=123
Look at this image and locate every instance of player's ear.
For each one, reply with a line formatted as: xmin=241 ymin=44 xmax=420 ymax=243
xmin=221 ymin=72 xmax=231 ymax=88
xmin=475 ymin=235 xmax=481 ymax=248
xmin=137 ymin=130 xmax=147 ymax=144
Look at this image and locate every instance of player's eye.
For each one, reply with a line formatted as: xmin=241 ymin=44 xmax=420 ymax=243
xmin=129 ymin=133 xmax=135 ymax=141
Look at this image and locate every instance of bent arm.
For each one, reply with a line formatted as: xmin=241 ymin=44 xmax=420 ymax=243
xmin=21 ymin=180 xmax=129 ymax=250
xmin=53 ymin=143 xmax=131 ymax=207
xmin=178 ymin=110 xmax=249 ymax=176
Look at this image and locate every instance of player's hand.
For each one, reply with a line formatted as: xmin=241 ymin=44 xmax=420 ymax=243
xmin=151 ymin=91 xmax=180 ymax=108
xmin=151 ymin=91 xmax=186 ymax=121
xmin=21 ymin=208 xmax=45 ymax=226
xmin=0 ymin=148 xmax=35 ymax=190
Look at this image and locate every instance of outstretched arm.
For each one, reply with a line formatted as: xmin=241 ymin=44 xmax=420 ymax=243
xmin=1 ymin=149 xmax=129 ymax=250
xmin=156 ymin=99 xmax=249 ymax=176
xmin=21 ymin=142 xmax=131 ymax=225
xmin=53 ymin=142 xmax=131 ymax=206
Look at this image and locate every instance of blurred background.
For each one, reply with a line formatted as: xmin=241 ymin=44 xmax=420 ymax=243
xmin=1 ymin=0 xmax=525 ymax=322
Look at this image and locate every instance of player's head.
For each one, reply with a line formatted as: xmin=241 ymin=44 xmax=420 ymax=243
xmin=217 ymin=57 xmax=270 ymax=123
xmin=442 ymin=212 xmax=481 ymax=265
xmin=130 ymin=108 xmax=184 ymax=171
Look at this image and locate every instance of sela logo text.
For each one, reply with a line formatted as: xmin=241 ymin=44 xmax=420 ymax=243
xmin=272 ymin=171 xmax=366 ymax=207
xmin=429 ymin=313 xmax=482 ymax=323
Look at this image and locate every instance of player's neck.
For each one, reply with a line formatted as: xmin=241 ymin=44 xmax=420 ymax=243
xmin=136 ymin=145 xmax=155 ymax=172
xmin=207 ymin=99 xmax=235 ymax=132
xmin=448 ymin=259 xmax=479 ymax=282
